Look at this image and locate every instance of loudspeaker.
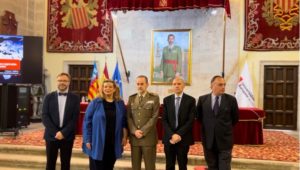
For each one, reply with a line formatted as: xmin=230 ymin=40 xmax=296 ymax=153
xmin=0 ymin=85 xmax=18 ymax=129
xmin=16 ymin=86 xmax=30 ymax=127
xmin=0 ymin=85 xmax=30 ymax=129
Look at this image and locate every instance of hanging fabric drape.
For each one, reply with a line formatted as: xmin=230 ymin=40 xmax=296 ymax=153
xmin=107 ymin=0 xmax=230 ymax=16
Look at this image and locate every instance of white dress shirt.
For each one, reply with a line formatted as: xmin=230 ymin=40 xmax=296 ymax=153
xmin=58 ymin=91 xmax=67 ymax=127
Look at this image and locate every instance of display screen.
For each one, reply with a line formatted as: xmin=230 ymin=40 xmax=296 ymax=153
xmin=0 ymin=35 xmax=43 ymax=84
xmin=0 ymin=35 xmax=23 ymax=77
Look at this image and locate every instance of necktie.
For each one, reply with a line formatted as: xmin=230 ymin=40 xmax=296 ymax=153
xmin=139 ymin=96 xmax=143 ymax=104
xmin=175 ymin=97 xmax=180 ymax=128
xmin=58 ymin=92 xmax=67 ymax=96
xmin=213 ymin=96 xmax=219 ymax=115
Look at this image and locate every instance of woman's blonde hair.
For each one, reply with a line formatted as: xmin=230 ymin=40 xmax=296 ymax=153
xmin=98 ymin=79 xmax=121 ymax=101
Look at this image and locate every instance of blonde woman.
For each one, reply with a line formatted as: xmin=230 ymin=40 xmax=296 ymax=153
xmin=82 ymin=79 xmax=127 ymax=170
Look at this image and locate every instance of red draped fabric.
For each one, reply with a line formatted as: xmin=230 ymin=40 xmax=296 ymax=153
xmin=78 ymin=103 xmax=266 ymax=145
xmin=107 ymin=0 xmax=231 ymax=17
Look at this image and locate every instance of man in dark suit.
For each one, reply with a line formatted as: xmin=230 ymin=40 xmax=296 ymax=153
xmin=42 ymin=72 xmax=80 ymax=170
xmin=162 ymin=77 xmax=196 ymax=170
xmin=196 ymin=75 xmax=239 ymax=170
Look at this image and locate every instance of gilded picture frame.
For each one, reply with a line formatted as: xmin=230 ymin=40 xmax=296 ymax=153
xmin=151 ymin=29 xmax=192 ymax=85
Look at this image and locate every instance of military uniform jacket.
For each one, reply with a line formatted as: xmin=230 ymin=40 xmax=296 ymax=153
xmin=160 ymin=45 xmax=182 ymax=80
xmin=127 ymin=92 xmax=160 ymax=146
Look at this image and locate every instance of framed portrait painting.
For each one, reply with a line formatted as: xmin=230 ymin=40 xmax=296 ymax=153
xmin=151 ymin=29 xmax=192 ymax=85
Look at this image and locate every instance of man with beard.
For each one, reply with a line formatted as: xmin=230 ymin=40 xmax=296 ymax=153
xmin=42 ymin=72 xmax=80 ymax=170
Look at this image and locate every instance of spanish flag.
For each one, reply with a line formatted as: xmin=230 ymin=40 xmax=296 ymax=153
xmin=87 ymin=62 xmax=99 ymax=101
xmin=98 ymin=62 xmax=110 ymax=92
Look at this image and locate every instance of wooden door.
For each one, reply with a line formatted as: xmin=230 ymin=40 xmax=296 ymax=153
xmin=264 ymin=65 xmax=298 ymax=130
xmin=68 ymin=65 xmax=93 ymax=100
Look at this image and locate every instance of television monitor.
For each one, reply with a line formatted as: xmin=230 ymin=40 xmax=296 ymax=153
xmin=0 ymin=35 xmax=23 ymax=77
xmin=0 ymin=35 xmax=43 ymax=84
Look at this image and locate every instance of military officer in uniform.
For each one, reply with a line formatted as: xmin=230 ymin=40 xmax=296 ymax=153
xmin=127 ymin=75 xmax=160 ymax=170
xmin=160 ymin=34 xmax=182 ymax=82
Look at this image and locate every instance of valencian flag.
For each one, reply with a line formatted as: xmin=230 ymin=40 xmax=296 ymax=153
xmin=112 ymin=62 xmax=123 ymax=98
xmin=87 ymin=62 xmax=99 ymax=101
xmin=235 ymin=62 xmax=255 ymax=107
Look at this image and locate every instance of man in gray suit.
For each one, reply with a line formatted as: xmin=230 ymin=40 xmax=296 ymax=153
xmin=196 ymin=75 xmax=239 ymax=170
xmin=127 ymin=75 xmax=160 ymax=170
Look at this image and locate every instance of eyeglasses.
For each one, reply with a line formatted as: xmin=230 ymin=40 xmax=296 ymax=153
xmin=57 ymin=80 xmax=69 ymax=83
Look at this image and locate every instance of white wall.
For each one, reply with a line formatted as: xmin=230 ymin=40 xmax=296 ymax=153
xmin=113 ymin=6 xmax=240 ymax=102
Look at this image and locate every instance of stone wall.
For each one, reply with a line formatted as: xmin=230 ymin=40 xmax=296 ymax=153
xmin=0 ymin=0 xmax=44 ymax=36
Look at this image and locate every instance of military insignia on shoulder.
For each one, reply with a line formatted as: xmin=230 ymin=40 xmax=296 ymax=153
xmin=148 ymin=92 xmax=158 ymax=96
xmin=130 ymin=93 xmax=138 ymax=97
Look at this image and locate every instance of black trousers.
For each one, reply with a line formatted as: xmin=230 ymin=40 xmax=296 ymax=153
xmin=164 ymin=143 xmax=190 ymax=170
xmin=89 ymin=146 xmax=116 ymax=170
xmin=203 ymin=137 xmax=232 ymax=170
xmin=45 ymin=140 xmax=74 ymax=170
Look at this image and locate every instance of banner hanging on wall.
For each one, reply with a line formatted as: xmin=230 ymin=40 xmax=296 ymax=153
xmin=244 ymin=0 xmax=299 ymax=51
xmin=47 ymin=0 xmax=113 ymax=53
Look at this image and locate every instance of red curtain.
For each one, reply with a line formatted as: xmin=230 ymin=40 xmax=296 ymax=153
xmin=108 ymin=0 xmax=230 ymax=16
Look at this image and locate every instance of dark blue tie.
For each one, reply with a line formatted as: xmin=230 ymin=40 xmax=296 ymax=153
xmin=175 ymin=97 xmax=180 ymax=128
xmin=213 ymin=96 xmax=219 ymax=115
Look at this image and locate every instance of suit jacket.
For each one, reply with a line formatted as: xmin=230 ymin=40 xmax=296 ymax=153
xmin=196 ymin=93 xmax=239 ymax=150
xmin=42 ymin=91 xmax=80 ymax=141
xmin=127 ymin=92 xmax=160 ymax=146
xmin=162 ymin=93 xmax=196 ymax=146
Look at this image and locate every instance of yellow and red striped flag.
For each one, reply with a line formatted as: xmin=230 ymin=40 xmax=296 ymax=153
xmin=71 ymin=7 xmax=90 ymax=29
xmin=98 ymin=62 xmax=110 ymax=92
xmin=87 ymin=62 xmax=99 ymax=101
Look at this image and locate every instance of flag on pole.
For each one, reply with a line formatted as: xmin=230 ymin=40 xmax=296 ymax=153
xmin=99 ymin=61 xmax=110 ymax=86
xmin=235 ymin=62 xmax=255 ymax=107
xmin=112 ymin=62 xmax=123 ymax=98
xmin=87 ymin=62 xmax=99 ymax=101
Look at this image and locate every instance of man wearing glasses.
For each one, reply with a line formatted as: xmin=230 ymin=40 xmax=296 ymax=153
xmin=42 ymin=72 xmax=80 ymax=170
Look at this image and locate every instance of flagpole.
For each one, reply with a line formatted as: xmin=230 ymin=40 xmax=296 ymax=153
xmin=221 ymin=9 xmax=227 ymax=78
xmin=112 ymin=13 xmax=130 ymax=83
